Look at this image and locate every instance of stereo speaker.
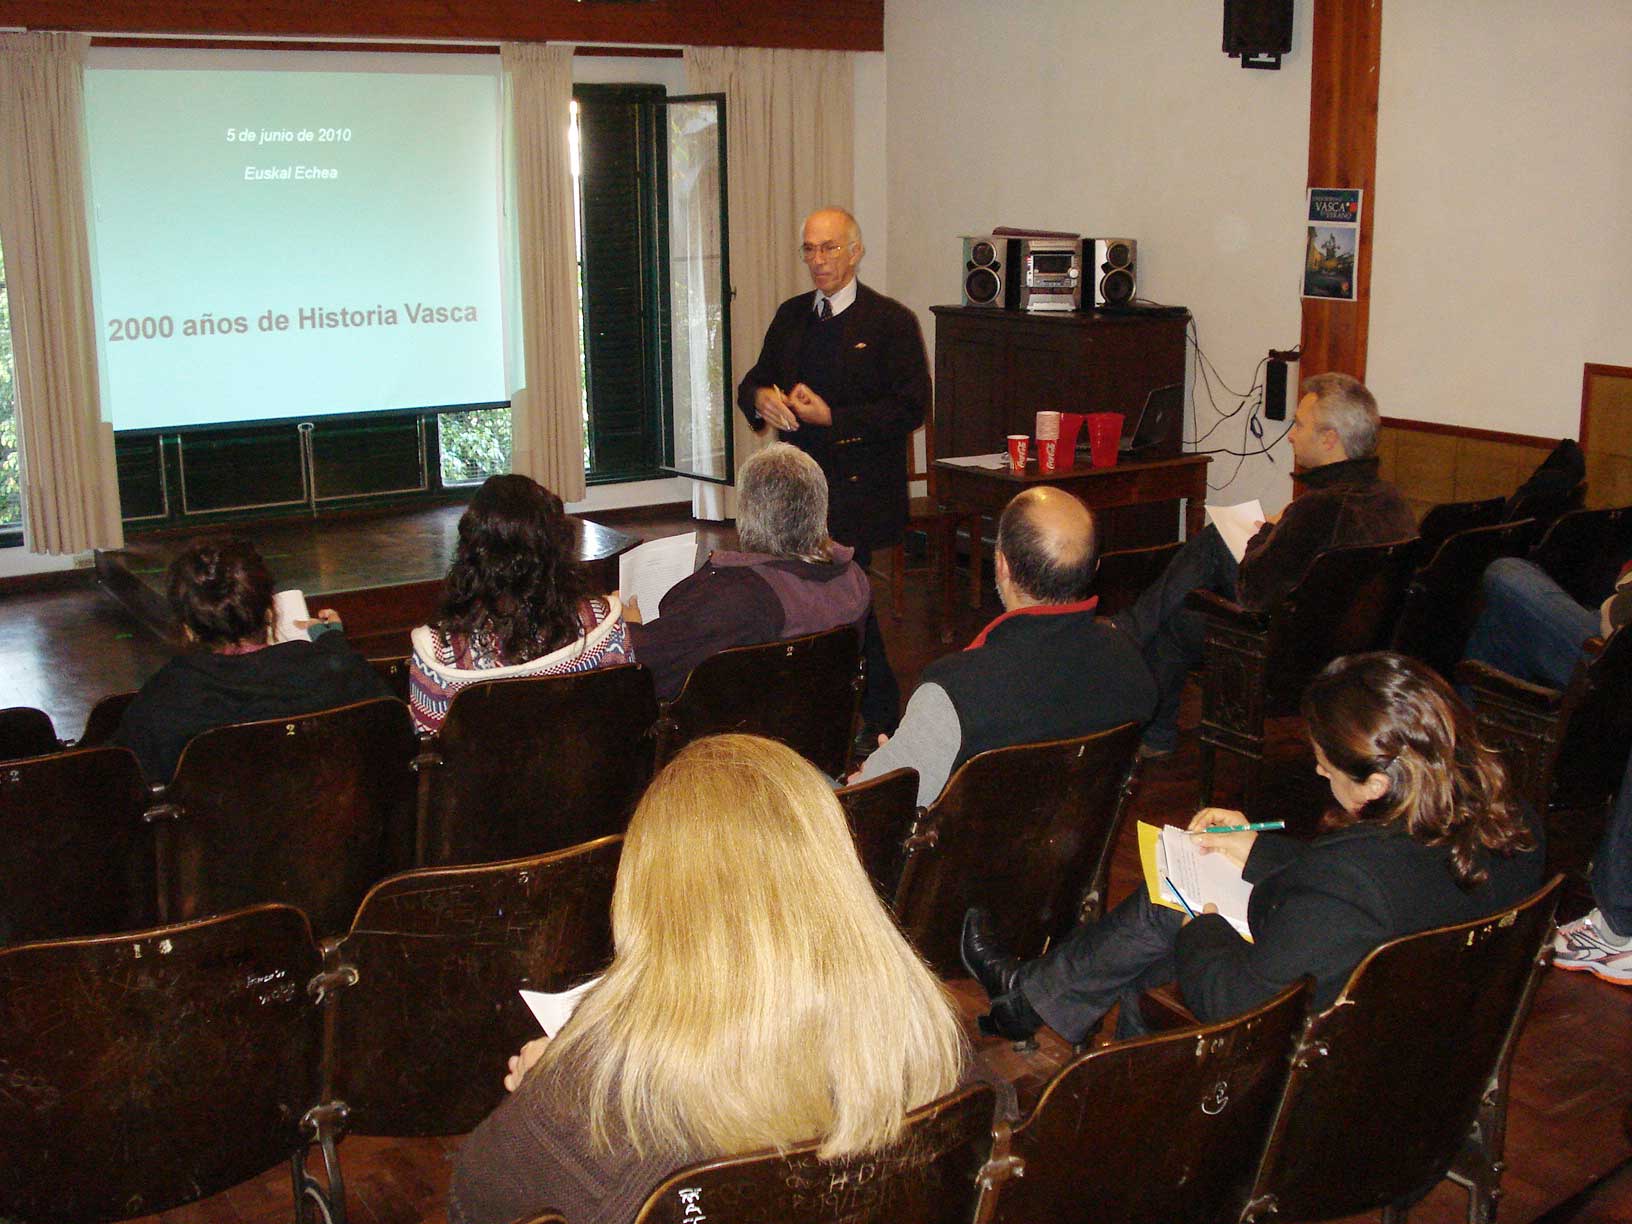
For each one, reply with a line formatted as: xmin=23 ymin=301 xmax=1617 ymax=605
xmin=1086 ymin=238 xmax=1138 ymax=307
xmin=960 ymin=235 xmax=1010 ymax=308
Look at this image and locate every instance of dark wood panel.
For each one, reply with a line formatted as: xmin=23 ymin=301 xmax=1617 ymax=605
xmin=1300 ymin=0 xmax=1382 ymax=382
xmin=10 ymin=1 xmax=884 ymax=51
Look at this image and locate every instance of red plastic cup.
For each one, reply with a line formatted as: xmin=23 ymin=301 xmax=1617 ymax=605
xmin=1086 ymin=413 xmax=1124 ymax=468
xmin=1007 ymin=434 xmax=1030 ymax=474
xmin=1058 ymin=413 xmax=1085 ymax=468
xmin=1038 ymin=438 xmax=1060 ymax=472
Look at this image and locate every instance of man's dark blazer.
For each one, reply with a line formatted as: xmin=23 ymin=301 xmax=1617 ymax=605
xmin=736 ymin=282 xmax=930 ymax=549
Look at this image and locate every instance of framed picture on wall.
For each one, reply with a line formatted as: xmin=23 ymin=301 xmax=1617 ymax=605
xmin=1303 ymin=188 xmax=1362 ymax=301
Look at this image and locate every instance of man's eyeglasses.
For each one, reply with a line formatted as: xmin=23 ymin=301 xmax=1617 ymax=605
xmin=799 ymin=241 xmax=853 ymax=262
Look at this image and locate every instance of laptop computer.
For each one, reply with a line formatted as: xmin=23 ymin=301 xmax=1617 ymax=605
xmin=1119 ymin=383 xmax=1184 ymax=454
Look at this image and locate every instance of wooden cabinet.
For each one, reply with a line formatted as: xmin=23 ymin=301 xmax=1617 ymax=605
xmin=930 ymin=306 xmax=1189 ymax=463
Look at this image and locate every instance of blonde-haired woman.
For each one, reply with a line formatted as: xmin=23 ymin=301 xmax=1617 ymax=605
xmin=448 ymin=734 xmax=968 ymax=1224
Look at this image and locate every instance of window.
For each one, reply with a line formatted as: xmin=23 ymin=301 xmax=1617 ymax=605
xmin=0 ymin=240 xmax=18 ymax=533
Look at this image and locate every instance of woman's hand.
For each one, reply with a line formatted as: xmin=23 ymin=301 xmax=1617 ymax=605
xmin=1187 ymin=808 xmax=1257 ymax=869
xmin=1181 ymin=902 xmax=1219 ymax=928
xmin=504 ymin=1036 xmax=550 ymax=1092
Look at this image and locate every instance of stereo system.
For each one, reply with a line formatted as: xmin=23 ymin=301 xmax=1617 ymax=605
xmin=961 ymin=233 xmax=1136 ymax=311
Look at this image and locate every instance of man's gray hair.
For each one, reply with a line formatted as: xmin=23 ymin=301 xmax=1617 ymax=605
xmin=803 ymin=206 xmax=863 ymax=247
xmin=736 ymin=443 xmax=832 ymax=561
xmin=1303 ymin=371 xmax=1380 ymax=459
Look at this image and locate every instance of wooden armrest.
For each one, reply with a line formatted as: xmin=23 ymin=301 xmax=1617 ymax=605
xmin=1184 ymin=588 xmax=1270 ymax=633
xmin=1452 ymin=660 xmax=1565 ymax=712
xmin=1137 ymin=985 xmax=1199 ymax=1032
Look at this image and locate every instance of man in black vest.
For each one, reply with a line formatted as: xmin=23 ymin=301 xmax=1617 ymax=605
xmin=853 ymin=487 xmax=1156 ymax=805
xmin=737 ymin=207 xmax=930 ymax=739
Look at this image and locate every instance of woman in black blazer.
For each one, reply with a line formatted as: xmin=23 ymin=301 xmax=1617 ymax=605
xmin=963 ymin=651 xmax=1544 ymax=1044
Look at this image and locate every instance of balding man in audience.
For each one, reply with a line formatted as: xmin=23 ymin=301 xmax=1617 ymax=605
xmin=629 ymin=442 xmax=872 ymax=702
xmin=1116 ymin=371 xmax=1416 ymax=755
xmin=855 ymin=487 xmax=1156 ymax=805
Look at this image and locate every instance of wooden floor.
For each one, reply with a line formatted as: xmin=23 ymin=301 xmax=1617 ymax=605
xmin=2 ymin=504 xmax=1629 ymax=1224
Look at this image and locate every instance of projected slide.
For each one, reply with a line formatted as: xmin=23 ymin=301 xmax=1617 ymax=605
xmin=85 ymin=58 xmax=508 ymax=432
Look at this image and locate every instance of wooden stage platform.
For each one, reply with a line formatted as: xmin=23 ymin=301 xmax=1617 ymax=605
xmin=95 ymin=503 xmax=642 ymax=658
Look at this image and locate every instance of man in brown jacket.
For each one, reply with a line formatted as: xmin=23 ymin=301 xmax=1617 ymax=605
xmin=1116 ymin=372 xmax=1416 ymax=754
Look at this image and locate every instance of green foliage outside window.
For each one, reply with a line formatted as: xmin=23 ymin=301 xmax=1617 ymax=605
xmin=438 ymin=406 xmax=512 ymax=486
xmin=0 ymin=242 xmax=18 ymax=528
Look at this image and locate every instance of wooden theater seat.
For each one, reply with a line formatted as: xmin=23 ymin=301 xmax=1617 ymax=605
xmin=972 ymin=980 xmax=1309 ymax=1224
xmin=414 ymin=664 xmax=658 ymax=868
xmin=892 ymin=724 xmax=1142 ymax=978
xmin=654 ymin=625 xmax=864 ymax=778
xmin=150 ymin=696 xmax=417 ymax=936
xmin=836 ymin=765 xmax=920 ymax=902
xmin=1390 ymin=518 xmax=1537 ymax=679
xmin=320 ymin=837 xmax=621 ymax=1136
xmin=0 ymin=705 xmax=61 ymax=761
xmin=0 ymin=745 xmax=154 ymax=944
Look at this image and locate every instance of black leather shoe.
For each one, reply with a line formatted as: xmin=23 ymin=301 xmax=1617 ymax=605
xmin=978 ymin=990 xmax=1044 ymax=1042
xmin=961 ymin=908 xmax=1022 ymax=1001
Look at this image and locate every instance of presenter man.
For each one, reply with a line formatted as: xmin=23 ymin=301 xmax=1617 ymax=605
xmin=737 ymin=207 xmax=930 ymax=738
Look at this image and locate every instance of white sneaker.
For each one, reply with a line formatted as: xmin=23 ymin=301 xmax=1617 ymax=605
xmin=1552 ymin=910 xmax=1632 ymax=986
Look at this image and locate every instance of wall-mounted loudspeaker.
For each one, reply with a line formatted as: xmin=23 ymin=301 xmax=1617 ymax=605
xmin=1086 ymin=238 xmax=1137 ymax=307
xmin=961 ymin=235 xmax=1010 ymax=308
xmin=1223 ymin=0 xmax=1294 ymax=70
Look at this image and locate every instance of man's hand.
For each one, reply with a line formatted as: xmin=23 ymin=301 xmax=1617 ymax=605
xmin=754 ymin=385 xmax=798 ymax=432
xmin=621 ymin=595 xmax=642 ymax=625
xmin=788 ymin=383 xmax=833 ymax=426
xmin=504 ymin=1036 xmax=550 ymax=1092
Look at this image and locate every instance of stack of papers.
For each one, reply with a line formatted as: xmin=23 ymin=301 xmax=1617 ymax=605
xmin=1137 ymin=821 xmax=1254 ymax=940
xmin=617 ymin=532 xmax=699 ymax=623
xmin=520 ymin=976 xmax=602 ymax=1037
xmin=1204 ymin=500 xmax=1266 ymax=563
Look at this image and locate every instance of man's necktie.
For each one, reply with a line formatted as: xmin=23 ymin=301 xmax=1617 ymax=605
xmin=818 ymin=297 xmax=832 ymax=321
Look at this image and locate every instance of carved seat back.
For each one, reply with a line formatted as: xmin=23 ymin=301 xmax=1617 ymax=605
xmin=1505 ymin=478 xmax=1585 ymax=532
xmin=0 ymin=905 xmax=328 ymax=1221
xmin=893 ymin=724 xmax=1142 ymax=977
xmin=836 ymin=766 xmax=920 ymax=902
xmin=323 ymin=837 xmax=620 ymax=1136
xmin=1416 ymin=495 xmax=1506 ymax=550
xmin=76 ymin=689 xmax=136 ymax=748
xmin=1094 ymin=541 xmax=1182 ymax=617
xmin=655 ymin=626 xmax=864 ymax=778
xmin=1261 ymin=538 xmax=1420 ymax=709
xmin=1240 ymin=877 xmax=1562 ymax=1223
xmin=156 ymin=697 xmax=417 ymax=936
xmin=0 ymin=746 xmax=155 ymax=944
xmin=1528 ymin=503 xmax=1632 ymax=607
xmin=1391 ymin=519 xmax=1538 ymax=678
xmin=1191 ymin=539 xmax=1418 ymax=812
xmin=626 ymin=1082 xmax=996 ymax=1224
xmin=974 ymin=980 xmax=1309 ymax=1224
xmin=417 ymin=665 xmax=658 ymax=867
xmin=0 ymin=706 xmax=60 ymax=761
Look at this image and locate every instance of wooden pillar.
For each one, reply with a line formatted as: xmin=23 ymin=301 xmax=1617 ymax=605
xmin=1299 ymin=0 xmax=1382 ymax=381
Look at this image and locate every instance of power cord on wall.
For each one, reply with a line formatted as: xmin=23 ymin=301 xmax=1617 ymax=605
xmin=1182 ymin=316 xmax=1296 ymax=491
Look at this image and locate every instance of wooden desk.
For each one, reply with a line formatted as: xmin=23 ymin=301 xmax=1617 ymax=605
xmin=932 ymin=453 xmax=1211 ymax=621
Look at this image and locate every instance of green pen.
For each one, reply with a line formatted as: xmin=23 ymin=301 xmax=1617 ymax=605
xmin=1198 ymin=820 xmax=1285 ymax=834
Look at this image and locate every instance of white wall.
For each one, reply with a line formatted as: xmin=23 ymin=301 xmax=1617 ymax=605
xmin=885 ymin=0 xmax=1313 ymax=510
xmin=1368 ymin=2 xmax=1632 ymax=440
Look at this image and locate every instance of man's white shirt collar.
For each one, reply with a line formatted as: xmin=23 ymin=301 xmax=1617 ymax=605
xmin=815 ymin=279 xmax=858 ymax=318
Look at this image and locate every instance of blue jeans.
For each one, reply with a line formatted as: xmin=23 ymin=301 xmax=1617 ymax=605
xmin=1461 ymin=558 xmax=1597 ymax=689
xmin=1110 ymin=524 xmax=1240 ymax=751
xmin=1598 ymin=753 xmax=1632 ymax=938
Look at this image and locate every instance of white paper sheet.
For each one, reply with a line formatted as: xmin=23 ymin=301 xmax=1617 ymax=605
xmin=271 ymin=589 xmax=311 ymax=644
xmin=520 ymin=976 xmax=602 ymax=1038
xmin=1156 ymin=825 xmax=1254 ymax=939
xmin=618 ymin=532 xmax=699 ymax=623
xmin=1205 ymin=500 xmax=1267 ymax=564
xmin=938 ymin=453 xmax=1011 ymax=470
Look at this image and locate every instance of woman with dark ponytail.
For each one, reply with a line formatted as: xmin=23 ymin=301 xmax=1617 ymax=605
xmin=963 ymin=651 xmax=1544 ymax=1044
xmin=407 ymin=475 xmax=633 ymax=732
xmin=113 ymin=535 xmax=388 ymax=782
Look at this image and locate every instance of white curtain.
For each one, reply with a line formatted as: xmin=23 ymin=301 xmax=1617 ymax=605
xmin=0 ymin=32 xmax=123 ymax=553
xmin=501 ymin=42 xmax=586 ymax=503
xmin=684 ymin=47 xmax=855 ymax=521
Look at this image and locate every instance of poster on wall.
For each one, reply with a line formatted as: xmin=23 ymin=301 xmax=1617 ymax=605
xmin=1303 ymin=188 xmax=1362 ymax=301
